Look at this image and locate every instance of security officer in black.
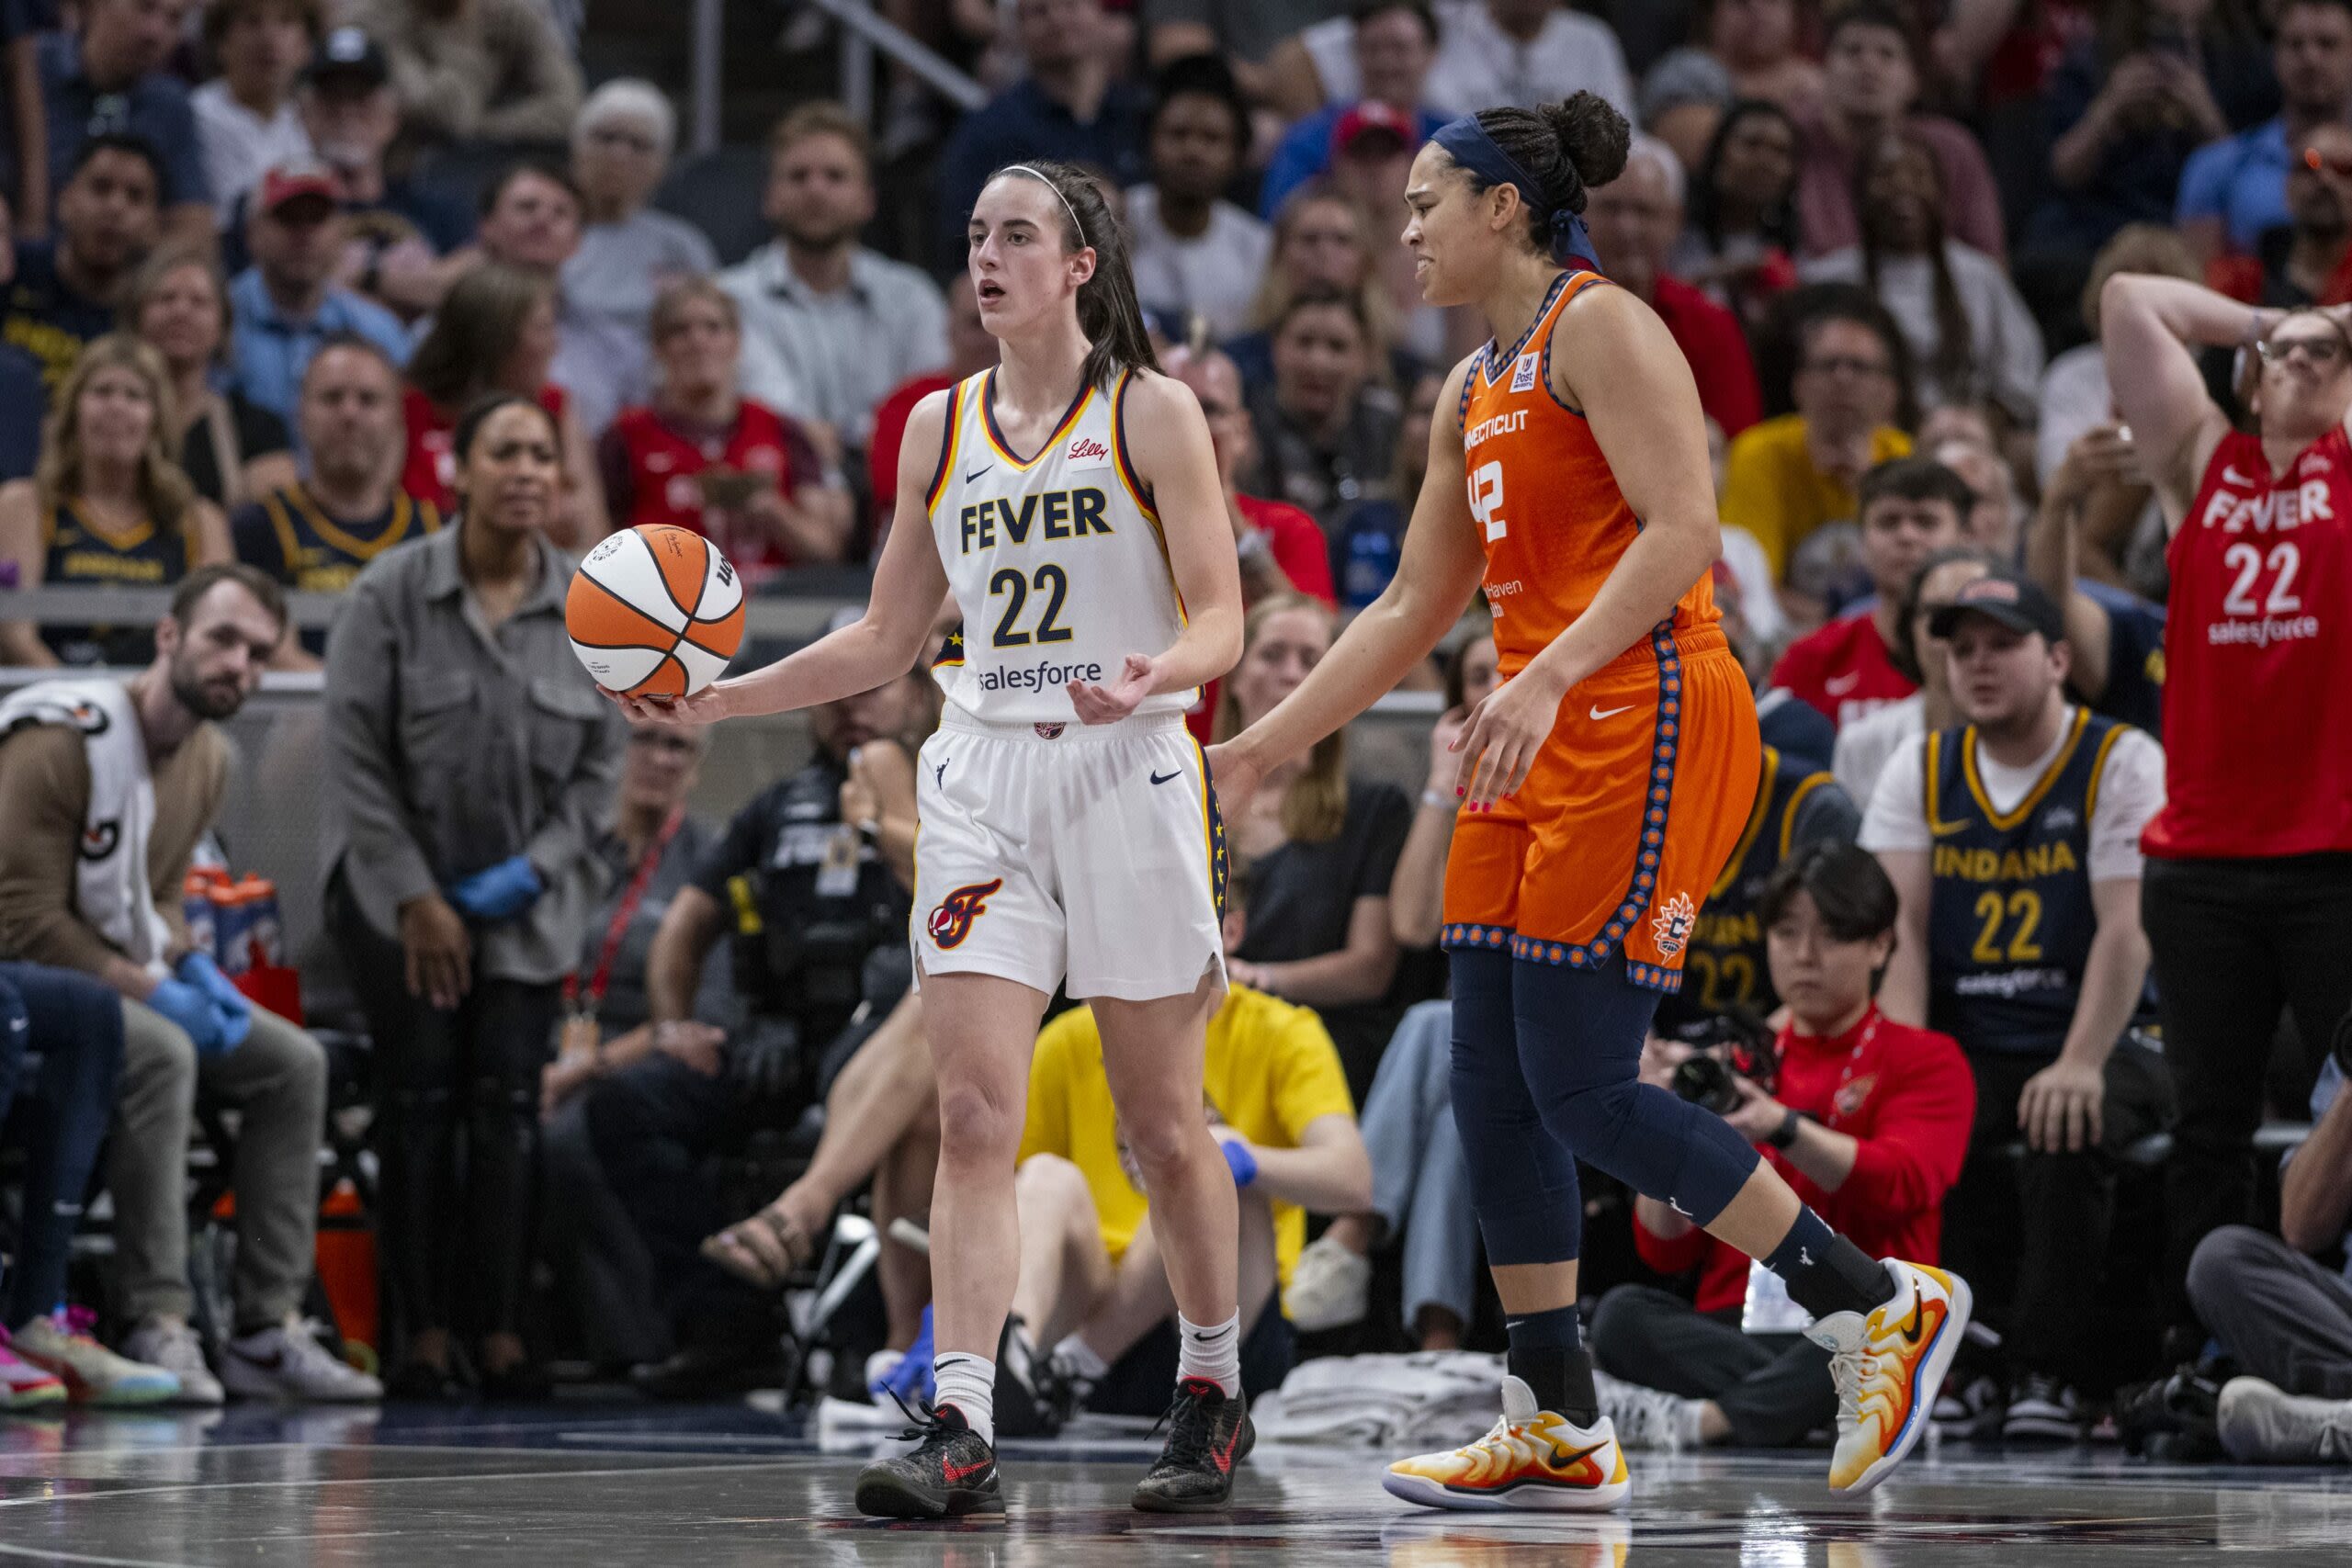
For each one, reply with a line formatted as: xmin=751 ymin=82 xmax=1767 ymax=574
xmin=580 ymin=664 xmax=927 ymax=1396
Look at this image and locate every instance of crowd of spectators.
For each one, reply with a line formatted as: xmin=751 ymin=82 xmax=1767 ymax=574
xmin=0 ymin=0 xmax=2347 ymax=1474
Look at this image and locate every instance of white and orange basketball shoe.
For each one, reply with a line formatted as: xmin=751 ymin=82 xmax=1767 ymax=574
xmin=1805 ymin=1258 xmax=1973 ymax=1495
xmin=1381 ymin=1375 xmax=1631 ymax=1512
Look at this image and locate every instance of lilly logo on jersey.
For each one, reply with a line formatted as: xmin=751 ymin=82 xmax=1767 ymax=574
xmin=1066 ymin=434 xmax=1112 ymax=468
xmin=957 ymin=488 xmax=1116 ymax=554
xmin=928 ymin=878 xmax=1004 ymax=950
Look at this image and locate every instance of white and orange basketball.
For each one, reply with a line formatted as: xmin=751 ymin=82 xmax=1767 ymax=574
xmin=566 ymin=525 xmax=745 ymax=698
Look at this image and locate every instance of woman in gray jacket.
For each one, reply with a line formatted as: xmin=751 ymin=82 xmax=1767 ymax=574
xmin=322 ymin=393 xmax=623 ymax=1398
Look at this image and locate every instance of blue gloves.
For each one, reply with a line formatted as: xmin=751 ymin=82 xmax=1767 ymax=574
xmin=872 ymin=1303 xmax=935 ymax=1406
xmin=1219 ymin=1134 xmax=1259 ymax=1189
xmin=447 ymin=856 xmax=544 ymax=921
xmin=172 ymin=953 xmax=252 ymax=1053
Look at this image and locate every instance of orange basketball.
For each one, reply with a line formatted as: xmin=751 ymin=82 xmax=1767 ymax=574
xmin=566 ymin=525 xmax=746 ymax=697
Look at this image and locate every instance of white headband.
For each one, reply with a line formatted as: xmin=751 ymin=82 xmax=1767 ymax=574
xmin=1001 ymin=164 xmax=1087 ymax=242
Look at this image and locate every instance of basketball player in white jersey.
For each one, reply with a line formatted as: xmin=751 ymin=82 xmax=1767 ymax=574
xmin=611 ymin=161 xmax=1247 ymax=1519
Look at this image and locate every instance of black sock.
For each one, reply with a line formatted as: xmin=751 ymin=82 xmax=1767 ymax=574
xmin=1504 ymin=1303 xmax=1596 ymax=1425
xmin=1772 ymin=1219 xmax=1898 ymax=1321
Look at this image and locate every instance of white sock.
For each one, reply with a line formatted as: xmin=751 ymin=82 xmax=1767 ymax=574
xmin=1177 ymin=1312 xmax=1241 ymax=1398
xmin=1055 ymin=1333 xmax=1109 ymax=1382
xmin=932 ymin=1351 xmax=996 ymax=1447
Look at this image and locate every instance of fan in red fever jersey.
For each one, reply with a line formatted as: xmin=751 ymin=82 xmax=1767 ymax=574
xmin=598 ymin=277 xmax=854 ymax=583
xmin=2101 ymin=276 xmax=2352 ymax=1337
xmin=1769 ymin=455 xmax=1970 ymax=730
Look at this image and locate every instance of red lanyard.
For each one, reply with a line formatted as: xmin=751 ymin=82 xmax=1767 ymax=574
xmin=563 ymin=807 xmax=684 ymax=1012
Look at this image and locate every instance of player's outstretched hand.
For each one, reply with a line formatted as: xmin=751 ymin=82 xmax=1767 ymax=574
xmin=1069 ymin=651 xmax=1157 ymax=725
xmin=1453 ymin=668 xmax=1566 ymax=810
xmin=599 ymin=682 xmax=731 ymax=728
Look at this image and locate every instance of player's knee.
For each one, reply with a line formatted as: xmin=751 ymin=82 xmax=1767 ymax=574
xmin=934 ymin=1075 xmax=1024 ymax=1167
xmin=1548 ymin=1073 xmax=1644 ymax=1160
xmin=1119 ymin=1111 xmax=1205 ymax=1183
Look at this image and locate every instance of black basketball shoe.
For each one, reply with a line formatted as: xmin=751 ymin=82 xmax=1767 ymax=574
xmin=1131 ymin=1377 xmax=1253 ymax=1513
xmin=854 ymin=1400 xmax=1003 ymax=1518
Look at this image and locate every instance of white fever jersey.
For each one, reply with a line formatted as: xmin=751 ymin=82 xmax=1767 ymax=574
xmin=924 ymin=366 xmax=1193 ymax=724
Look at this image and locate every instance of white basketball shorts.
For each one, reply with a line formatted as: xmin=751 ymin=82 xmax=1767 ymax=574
xmin=911 ymin=707 xmax=1227 ymax=1001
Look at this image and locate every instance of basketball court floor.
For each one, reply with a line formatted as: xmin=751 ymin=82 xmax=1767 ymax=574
xmin=4 ymin=1399 xmax=2348 ymax=1566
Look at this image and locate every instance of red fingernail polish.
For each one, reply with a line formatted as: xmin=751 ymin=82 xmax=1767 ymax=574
xmin=1456 ymin=787 xmax=1465 ymax=797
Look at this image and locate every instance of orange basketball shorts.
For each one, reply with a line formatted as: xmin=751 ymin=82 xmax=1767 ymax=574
xmin=1440 ymin=626 xmax=1762 ymax=992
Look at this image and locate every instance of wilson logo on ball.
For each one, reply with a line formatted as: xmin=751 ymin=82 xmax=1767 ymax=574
xmin=565 ymin=524 xmax=746 ymax=698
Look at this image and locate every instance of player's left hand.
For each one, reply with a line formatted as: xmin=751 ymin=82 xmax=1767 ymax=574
xmin=1069 ymin=652 xmax=1157 ymax=725
xmin=1453 ymin=667 xmax=1567 ymax=808
xmin=601 ymin=682 xmax=732 ymax=728
xmin=2018 ymin=1057 xmax=2105 ymax=1154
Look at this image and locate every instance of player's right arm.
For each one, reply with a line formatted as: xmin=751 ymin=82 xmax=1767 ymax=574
xmin=1210 ymin=355 xmax=1487 ymax=804
xmin=622 ymin=392 xmax=956 ymax=726
xmin=2097 ymin=273 xmax=2245 ymax=528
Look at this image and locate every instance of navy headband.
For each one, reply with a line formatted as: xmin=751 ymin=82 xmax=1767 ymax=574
xmin=1430 ymin=113 xmax=1600 ymax=273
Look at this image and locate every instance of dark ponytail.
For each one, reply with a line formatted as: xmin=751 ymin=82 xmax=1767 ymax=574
xmin=989 ymin=160 xmax=1160 ymax=389
xmin=1464 ymin=91 xmax=1631 ymax=258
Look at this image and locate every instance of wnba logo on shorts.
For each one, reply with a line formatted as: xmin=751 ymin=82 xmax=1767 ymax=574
xmin=928 ymin=878 xmax=1004 ymax=949
xmin=1651 ymin=891 xmax=1697 ymax=957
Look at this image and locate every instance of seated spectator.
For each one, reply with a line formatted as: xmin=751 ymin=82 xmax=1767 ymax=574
xmin=6 ymin=134 xmax=165 ymax=397
xmin=243 ymin=27 xmax=473 ymax=311
xmin=581 ymin=668 xmax=924 ymax=1396
xmin=935 ymin=0 xmax=1148 ymax=268
xmin=231 ymin=333 xmax=437 ymax=659
xmin=193 ymin=0 xmax=320 ymax=232
xmin=471 ymin=159 xmax=649 ymax=441
xmin=2212 ymin=121 xmax=2352 ymax=310
xmin=564 ymin=80 xmax=717 ymax=351
xmin=1589 ymin=842 xmax=1973 ymax=1450
xmin=1242 ymin=286 xmax=1403 ymax=536
xmin=1126 ymin=56 xmax=1269 ymax=341
xmin=1769 ymin=455 xmax=1968 ymax=730
xmin=1004 ymin=878 xmax=1368 ymax=1424
xmin=1670 ymin=99 xmax=1804 ymax=336
xmin=866 ymin=273 xmax=996 ymax=539
xmin=322 ymin=394 xmax=625 ymax=1400
xmin=39 ymin=0 xmax=212 ymax=246
xmin=1831 ymin=546 xmax=1993 ymax=811
xmin=2026 ymin=425 xmax=2169 ymax=738
xmin=537 ymin=718 xmax=731 ymax=1371
xmin=1169 ymin=343 xmax=1336 ymax=611
xmin=2032 ymin=0 xmax=2270 ymax=262
xmin=1646 ymin=0 xmax=1824 ymax=123
xmin=1721 ymin=288 xmax=1915 ymax=579
xmin=1586 ymin=131 xmax=1762 ymax=438
xmin=1216 ymin=593 xmax=1411 ymax=1101
xmin=0 ymin=565 xmax=379 ymax=1404
xmin=0 ymin=334 xmax=233 ymax=667
xmin=1868 ymin=568 xmax=2170 ymax=1442
xmin=1423 ymin=0 xmax=1634 ymax=119
xmin=1329 ymin=366 xmax=1442 ymax=613
xmin=1803 ymin=128 xmax=2044 ymax=422
xmin=1260 ymin=0 xmax=1448 ymax=216
xmin=600 ymin=278 xmax=852 ymax=585
xmin=725 ymin=104 xmax=947 ymax=461
xmin=0 ymin=965 xmax=146 ymax=1406
xmin=121 ymin=247 xmax=298 ymax=512
xmin=402 ymin=262 xmax=603 ymax=547
xmin=1795 ymin=3 xmax=2005 ymax=263
xmin=1229 ymin=185 xmax=1413 ymax=391
xmin=2193 ymin=1012 xmax=2352 ymax=1463
xmin=226 ymin=164 xmax=411 ymax=430
xmin=2177 ymin=0 xmax=2352 ymax=266
xmin=348 ymin=0 xmax=582 ymax=148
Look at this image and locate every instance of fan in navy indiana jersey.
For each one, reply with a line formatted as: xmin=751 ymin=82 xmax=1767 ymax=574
xmin=2100 ymin=277 xmax=2352 ymax=1334
xmin=610 ymin=159 xmax=1248 ymax=1522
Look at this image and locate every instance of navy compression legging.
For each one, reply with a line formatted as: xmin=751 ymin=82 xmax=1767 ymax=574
xmin=1448 ymin=945 xmax=1761 ymax=1266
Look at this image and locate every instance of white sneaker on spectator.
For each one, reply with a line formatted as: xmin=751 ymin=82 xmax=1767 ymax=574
xmin=2001 ymin=1373 xmax=2083 ymax=1443
xmin=12 ymin=1309 xmax=179 ymax=1406
xmin=220 ymin=1317 xmax=383 ymax=1403
xmin=122 ymin=1317 xmax=225 ymax=1406
xmin=1593 ymin=1369 xmax=1706 ymax=1451
xmin=1934 ymin=1372 xmax=2002 ymax=1432
xmin=1284 ymin=1234 xmax=1372 ymax=1332
xmin=2218 ymin=1376 xmax=2352 ymax=1463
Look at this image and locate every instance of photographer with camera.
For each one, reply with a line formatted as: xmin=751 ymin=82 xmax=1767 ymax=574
xmin=1589 ymin=843 xmax=1973 ymax=1450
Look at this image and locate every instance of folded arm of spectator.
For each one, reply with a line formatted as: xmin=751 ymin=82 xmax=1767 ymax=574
xmin=2098 ymin=273 xmax=2259 ymax=516
xmin=1217 ymin=1113 xmax=1372 ymax=1213
xmin=1873 ymin=846 xmax=1932 ymax=1027
xmin=2280 ymin=1055 xmax=2352 ymax=1254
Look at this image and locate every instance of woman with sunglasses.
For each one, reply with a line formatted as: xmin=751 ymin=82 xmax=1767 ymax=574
xmin=2100 ymin=276 xmax=2352 ymax=1350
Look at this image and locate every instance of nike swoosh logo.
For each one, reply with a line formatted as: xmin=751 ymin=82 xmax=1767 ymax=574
xmin=1589 ymin=704 xmax=1634 ymax=721
xmin=1899 ymin=1298 xmax=1926 ymax=1346
xmin=1214 ymin=1420 xmax=1244 ymax=1474
xmin=1547 ymin=1439 xmax=1609 ymax=1471
xmin=1149 ymin=769 xmax=1181 ymax=785
xmin=942 ymin=1455 xmax=990 ymax=1483
xmin=2222 ymin=465 xmax=2253 ymax=488
xmin=1824 ymin=672 xmax=1862 ymax=694
xmin=966 ymin=466 xmax=993 ymax=483
xmin=1928 ymin=818 xmax=1971 ymax=837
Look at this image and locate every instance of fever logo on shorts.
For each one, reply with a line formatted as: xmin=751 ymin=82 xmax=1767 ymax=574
xmin=927 ymin=878 xmax=1004 ymax=950
xmin=1650 ymin=891 xmax=1697 ymax=957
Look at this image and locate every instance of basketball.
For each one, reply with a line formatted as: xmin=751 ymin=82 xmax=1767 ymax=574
xmin=565 ymin=524 xmax=746 ymax=698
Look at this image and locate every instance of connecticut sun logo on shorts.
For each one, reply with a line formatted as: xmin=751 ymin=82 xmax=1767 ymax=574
xmin=927 ymin=878 xmax=1004 ymax=950
xmin=1650 ymin=891 xmax=1698 ymax=957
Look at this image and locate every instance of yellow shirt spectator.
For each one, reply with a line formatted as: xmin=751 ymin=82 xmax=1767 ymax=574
xmin=1722 ymin=413 xmax=1913 ymax=577
xmin=1019 ymin=986 xmax=1355 ymax=1294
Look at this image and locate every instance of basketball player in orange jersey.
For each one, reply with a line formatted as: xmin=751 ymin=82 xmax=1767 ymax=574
xmin=613 ymin=161 xmax=1253 ymax=1519
xmin=1210 ymin=94 xmax=1970 ymax=1509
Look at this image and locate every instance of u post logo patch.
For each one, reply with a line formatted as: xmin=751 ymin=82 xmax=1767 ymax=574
xmin=927 ymin=878 xmax=1003 ymax=950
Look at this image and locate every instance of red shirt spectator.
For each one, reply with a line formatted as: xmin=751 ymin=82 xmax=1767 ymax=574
xmin=1771 ymin=608 xmax=1917 ymax=730
xmin=599 ymin=403 xmax=826 ymax=585
xmin=1634 ymin=1005 xmax=1975 ymax=1312
xmin=401 ymin=383 xmax=569 ymax=513
xmin=1654 ymin=274 xmax=1763 ymax=437
xmin=867 ymin=372 xmax=954 ymax=527
xmin=1236 ymin=492 xmax=1335 ymax=604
